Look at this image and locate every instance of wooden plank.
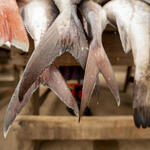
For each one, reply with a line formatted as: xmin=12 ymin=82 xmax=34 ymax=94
xmin=94 ymin=140 xmax=119 ymax=150
xmin=0 ymin=88 xmax=14 ymax=109
xmin=41 ymin=141 xmax=94 ymax=150
xmin=39 ymin=89 xmax=51 ymax=106
xmin=0 ymin=81 xmax=17 ymax=87
xmin=103 ymin=31 xmax=133 ymax=66
xmin=7 ymin=31 xmax=133 ymax=67
xmin=13 ymin=116 xmax=150 ymax=140
xmin=55 ymin=32 xmax=133 ymax=66
xmin=0 ymin=48 xmax=10 ymax=64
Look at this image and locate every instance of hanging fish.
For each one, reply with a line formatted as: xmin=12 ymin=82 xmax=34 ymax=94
xmin=0 ymin=0 xmax=29 ymax=51
xmin=18 ymin=0 xmax=89 ymax=102
xmin=104 ymin=0 xmax=150 ymax=128
xmin=4 ymin=0 xmax=80 ymax=137
xmin=79 ymin=0 xmax=120 ymax=118
xmin=141 ymin=0 xmax=150 ymax=5
xmin=91 ymin=0 xmax=150 ymax=5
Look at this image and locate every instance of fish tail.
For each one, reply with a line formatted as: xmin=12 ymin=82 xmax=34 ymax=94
xmin=40 ymin=64 xmax=79 ymax=115
xmin=4 ymin=64 xmax=79 ymax=137
xmin=133 ymin=80 xmax=150 ymax=128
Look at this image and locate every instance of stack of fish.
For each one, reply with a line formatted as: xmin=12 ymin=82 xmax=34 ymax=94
xmin=1 ymin=0 xmax=150 ymax=137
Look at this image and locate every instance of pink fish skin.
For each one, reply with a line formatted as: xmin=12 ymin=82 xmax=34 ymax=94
xmin=79 ymin=0 xmax=120 ymax=118
xmin=0 ymin=0 xmax=29 ymax=51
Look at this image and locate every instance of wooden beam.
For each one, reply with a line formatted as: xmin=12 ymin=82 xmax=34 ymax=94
xmin=5 ymin=31 xmax=133 ymax=67
xmin=103 ymin=31 xmax=133 ymax=66
xmin=55 ymin=32 xmax=133 ymax=66
xmin=13 ymin=116 xmax=150 ymax=140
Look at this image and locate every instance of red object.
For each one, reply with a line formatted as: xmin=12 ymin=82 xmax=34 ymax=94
xmin=68 ymin=82 xmax=82 ymax=99
xmin=0 ymin=0 xmax=29 ymax=52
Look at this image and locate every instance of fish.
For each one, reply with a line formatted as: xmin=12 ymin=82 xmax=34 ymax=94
xmin=91 ymin=0 xmax=110 ymax=4
xmin=104 ymin=0 xmax=150 ymax=128
xmin=18 ymin=0 xmax=89 ymax=102
xmin=17 ymin=0 xmax=32 ymax=7
xmin=91 ymin=0 xmax=150 ymax=5
xmin=79 ymin=0 xmax=120 ymax=117
xmin=4 ymin=0 xmax=80 ymax=137
xmin=141 ymin=0 xmax=150 ymax=5
xmin=0 ymin=0 xmax=29 ymax=51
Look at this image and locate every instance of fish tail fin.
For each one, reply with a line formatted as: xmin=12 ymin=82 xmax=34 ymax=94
xmin=4 ymin=64 xmax=79 ymax=137
xmin=80 ymin=49 xmax=99 ymax=117
xmin=80 ymin=41 xmax=120 ymax=117
xmin=40 ymin=64 xmax=79 ymax=115
xmin=18 ymin=11 xmax=88 ymax=101
xmin=4 ymin=78 xmax=40 ymax=138
xmin=96 ymin=46 xmax=120 ymax=106
xmin=68 ymin=13 xmax=89 ymax=68
xmin=133 ymin=80 xmax=150 ymax=128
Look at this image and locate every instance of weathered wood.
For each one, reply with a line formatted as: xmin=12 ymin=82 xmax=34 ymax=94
xmin=30 ymin=89 xmax=40 ymax=150
xmin=39 ymin=89 xmax=51 ymax=106
xmin=40 ymin=140 xmax=94 ymax=150
xmin=55 ymin=32 xmax=133 ymax=66
xmin=103 ymin=31 xmax=133 ymax=66
xmin=32 ymin=88 xmax=40 ymax=115
xmin=13 ymin=66 xmax=36 ymax=150
xmin=0 ymin=88 xmax=14 ymax=109
xmin=0 ymin=81 xmax=17 ymax=87
xmin=94 ymin=140 xmax=119 ymax=150
xmin=13 ymin=116 xmax=150 ymax=140
xmin=0 ymin=65 xmax=20 ymax=87
xmin=3 ymin=31 xmax=133 ymax=67
xmin=0 ymin=48 xmax=10 ymax=64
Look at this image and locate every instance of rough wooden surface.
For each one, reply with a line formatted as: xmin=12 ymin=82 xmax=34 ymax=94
xmin=13 ymin=116 xmax=150 ymax=140
xmin=55 ymin=32 xmax=133 ymax=66
xmin=0 ymin=31 xmax=133 ymax=67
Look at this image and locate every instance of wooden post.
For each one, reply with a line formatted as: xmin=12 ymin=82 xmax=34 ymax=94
xmin=13 ymin=116 xmax=150 ymax=140
xmin=15 ymin=89 xmax=40 ymax=150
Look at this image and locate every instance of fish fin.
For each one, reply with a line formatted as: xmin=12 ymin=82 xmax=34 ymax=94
xmin=95 ymin=44 xmax=120 ymax=106
xmin=133 ymin=80 xmax=150 ymax=128
xmin=18 ymin=16 xmax=63 ymax=101
xmin=18 ymin=12 xmax=88 ymax=101
xmin=80 ymin=48 xmax=99 ymax=117
xmin=80 ymin=41 xmax=120 ymax=117
xmin=40 ymin=64 xmax=79 ymax=115
xmin=116 ymin=19 xmax=131 ymax=54
xmin=4 ymin=64 xmax=79 ymax=137
xmin=4 ymin=77 xmax=40 ymax=138
xmin=68 ymin=15 xmax=89 ymax=69
xmin=0 ymin=0 xmax=29 ymax=52
xmin=130 ymin=12 xmax=150 ymax=128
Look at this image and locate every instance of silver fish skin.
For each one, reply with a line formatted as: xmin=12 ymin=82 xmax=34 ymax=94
xmin=18 ymin=0 xmax=88 ymax=102
xmin=22 ymin=0 xmax=79 ymax=114
xmin=104 ymin=0 xmax=150 ymax=128
xmin=141 ymin=0 xmax=150 ymax=5
xmin=79 ymin=0 xmax=120 ymax=118
xmin=4 ymin=0 xmax=79 ymax=137
xmin=22 ymin=0 xmax=58 ymax=47
xmin=90 ymin=0 xmax=150 ymax=5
